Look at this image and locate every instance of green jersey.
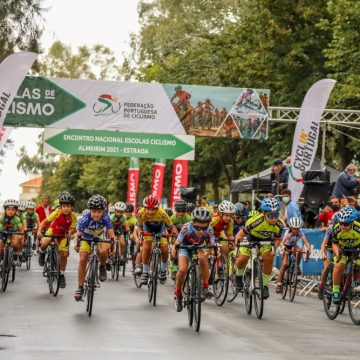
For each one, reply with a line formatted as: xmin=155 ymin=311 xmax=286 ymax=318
xmin=0 ymin=215 xmax=22 ymax=232
xmin=171 ymin=213 xmax=191 ymax=230
xmin=22 ymin=211 xmax=39 ymax=229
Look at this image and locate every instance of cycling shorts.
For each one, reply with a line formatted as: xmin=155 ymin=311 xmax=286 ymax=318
xmin=142 ymin=234 xmax=168 ymax=246
xmin=179 ymin=248 xmax=207 ymax=259
xmin=334 ymin=249 xmax=360 ymax=266
xmin=44 ymin=229 xmax=68 ymax=251
xmin=79 ymin=235 xmax=111 ymax=253
xmin=239 ymin=244 xmax=272 ymax=257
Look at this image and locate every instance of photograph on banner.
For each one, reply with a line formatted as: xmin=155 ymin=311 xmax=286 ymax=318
xmin=163 ymin=84 xmax=270 ymax=138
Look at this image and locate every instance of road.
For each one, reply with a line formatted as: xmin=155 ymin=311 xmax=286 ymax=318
xmin=0 ymin=251 xmax=359 ymax=360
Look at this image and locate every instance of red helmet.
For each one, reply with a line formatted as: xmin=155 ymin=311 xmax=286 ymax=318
xmin=143 ymin=195 xmax=159 ymax=209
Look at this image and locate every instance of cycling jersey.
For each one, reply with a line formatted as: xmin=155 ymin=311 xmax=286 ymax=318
xmin=243 ymin=213 xmax=284 ymax=241
xmin=45 ymin=208 xmax=77 ymax=236
xmin=331 ymin=221 xmax=360 ymax=248
xmin=282 ymin=229 xmax=306 ymax=247
xmin=210 ymin=214 xmax=234 ymax=239
xmin=0 ymin=215 xmax=22 ymax=232
xmin=178 ymin=222 xmax=215 ymax=246
xmin=171 ymin=213 xmax=191 ymax=231
xmin=126 ymin=215 xmax=137 ymax=232
xmin=77 ymin=211 xmax=113 ymax=239
xmin=22 ymin=211 xmax=39 ymax=229
xmin=110 ymin=214 xmax=128 ymax=233
xmin=136 ymin=207 xmax=174 ymax=233
xmin=324 ymin=224 xmax=334 ymax=248
xmin=233 ymin=220 xmax=246 ymax=237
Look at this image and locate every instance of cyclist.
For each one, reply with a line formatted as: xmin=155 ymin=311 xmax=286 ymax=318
xmin=186 ymin=202 xmax=196 ymax=216
xmin=37 ymin=192 xmax=77 ymax=288
xmin=235 ymin=198 xmax=284 ymax=298
xmin=233 ymin=202 xmax=248 ymax=236
xmin=74 ymin=194 xmax=115 ymax=301
xmin=110 ymin=201 xmax=130 ymax=265
xmin=22 ymin=201 xmax=40 ymax=252
xmin=125 ymin=203 xmax=137 ymax=260
xmin=330 ymin=206 xmax=360 ymax=304
xmin=16 ymin=201 xmax=27 ymax=222
xmin=165 ymin=208 xmax=174 ymax=217
xmin=276 ymin=217 xmax=311 ymax=293
xmin=248 ymin=209 xmax=260 ymax=218
xmin=171 ymin=207 xmax=215 ymax=311
xmin=0 ymin=199 xmax=24 ymax=261
xmin=134 ymin=195 xmax=177 ymax=285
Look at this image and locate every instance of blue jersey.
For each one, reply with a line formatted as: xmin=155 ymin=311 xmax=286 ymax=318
xmin=77 ymin=212 xmax=113 ymax=240
xmin=177 ymin=222 xmax=215 ymax=246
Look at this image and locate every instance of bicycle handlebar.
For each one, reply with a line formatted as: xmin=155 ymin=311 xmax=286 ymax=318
xmin=241 ymin=240 xmax=274 ymax=247
xmin=78 ymin=235 xmax=113 ymax=244
xmin=1 ymin=231 xmax=24 ymax=236
xmin=176 ymin=243 xmax=214 ymax=250
xmin=142 ymin=232 xmax=174 ymax=238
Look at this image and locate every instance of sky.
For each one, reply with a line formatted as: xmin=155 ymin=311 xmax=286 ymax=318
xmin=0 ymin=0 xmax=141 ymax=202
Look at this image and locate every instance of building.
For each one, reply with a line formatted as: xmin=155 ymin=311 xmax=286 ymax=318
xmin=19 ymin=175 xmax=43 ymax=201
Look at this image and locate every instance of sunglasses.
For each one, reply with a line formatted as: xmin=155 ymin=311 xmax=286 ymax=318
xmin=193 ymin=225 xmax=208 ymax=231
xmin=339 ymin=222 xmax=352 ymax=227
xmin=266 ymin=212 xmax=280 ymax=219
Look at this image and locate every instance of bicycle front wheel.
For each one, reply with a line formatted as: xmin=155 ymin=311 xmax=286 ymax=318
xmin=51 ymin=250 xmax=61 ymax=297
xmin=115 ymin=242 xmax=120 ymax=281
xmin=192 ymin=265 xmax=202 ymax=332
xmin=253 ymin=258 xmax=264 ymax=319
xmin=86 ymin=258 xmax=97 ymax=317
xmin=150 ymin=252 xmax=159 ymax=306
xmin=322 ymin=263 xmax=340 ymax=320
xmin=213 ymin=253 xmax=229 ymax=306
xmin=26 ymin=238 xmax=32 ymax=270
xmin=1 ymin=247 xmax=11 ymax=292
xmin=243 ymin=269 xmax=252 ymax=314
xmin=348 ymin=270 xmax=360 ymax=325
xmin=226 ymin=255 xmax=238 ymax=303
xmin=289 ymin=259 xmax=298 ymax=302
xmin=183 ymin=270 xmax=193 ymax=326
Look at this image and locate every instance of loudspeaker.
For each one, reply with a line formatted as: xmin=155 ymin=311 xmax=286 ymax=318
xmin=180 ymin=187 xmax=197 ymax=204
xmin=302 ymin=170 xmax=330 ymax=208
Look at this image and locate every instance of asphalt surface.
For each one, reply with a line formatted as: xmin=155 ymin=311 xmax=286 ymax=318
xmin=0 ymin=250 xmax=359 ymax=360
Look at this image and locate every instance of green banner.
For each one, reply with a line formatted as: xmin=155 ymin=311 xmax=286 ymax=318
xmin=44 ymin=129 xmax=195 ymax=160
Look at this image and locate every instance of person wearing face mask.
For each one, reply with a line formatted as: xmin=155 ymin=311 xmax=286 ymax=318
xmin=281 ymin=189 xmax=302 ymax=224
xmin=332 ymin=164 xmax=360 ymax=199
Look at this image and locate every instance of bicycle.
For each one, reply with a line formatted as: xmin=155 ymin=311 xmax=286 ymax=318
xmin=322 ymin=247 xmax=360 ymax=325
xmin=281 ymin=248 xmax=308 ymax=302
xmin=0 ymin=231 xmax=22 ymax=292
xmin=143 ymin=231 xmax=172 ymax=307
xmin=133 ymin=245 xmax=143 ymax=289
xmin=110 ymin=231 xmax=129 ymax=280
xmin=241 ymin=240 xmax=274 ymax=319
xmin=208 ymin=238 xmax=230 ymax=306
xmin=178 ymin=242 xmax=213 ymax=332
xmin=81 ymin=235 xmax=112 ymax=317
xmin=23 ymin=229 xmax=35 ymax=270
xmin=227 ymin=242 xmax=241 ymax=302
xmin=42 ymin=234 xmax=68 ymax=297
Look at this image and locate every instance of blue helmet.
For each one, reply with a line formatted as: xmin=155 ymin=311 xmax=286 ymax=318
xmin=260 ymin=198 xmax=281 ymax=212
xmin=234 ymin=202 xmax=247 ymax=216
xmin=337 ymin=206 xmax=358 ymax=224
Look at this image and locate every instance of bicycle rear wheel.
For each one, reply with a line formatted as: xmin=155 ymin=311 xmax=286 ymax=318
xmin=115 ymin=242 xmax=120 ymax=281
xmin=226 ymin=255 xmax=238 ymax=302
xmin=52 ymin=250 xmax=61 ymax=297
xmin=86 ymin=258 xmax=97 ymax=317
xmin=26 ymin=237 xmax=32 ymax=270
xmin=213 ymin=253 xmax=229 ymax=306
xmin=122 ymin=236 xmax=128 ymax=277
xmin=149 ymin=252 xmax=159 ymax=306
xmin=281 ymin=270 xmax=289 ymax=300
xmin=253 ymin=258 xmax=264 ymax=319
xmin=322 ymin=263 xmax=340 ymax=320
xmin=348 ymin=270 xmax=360 ymax=325
xmin=192 ymin=265 xmax=202 ymax=332
xmin=289 ymin=259 xmax=298 ymax=302
xmin=243 ymin=269 xmax=252 ymax=314
xmin=1 ymin=247 xmax=10 ymax=292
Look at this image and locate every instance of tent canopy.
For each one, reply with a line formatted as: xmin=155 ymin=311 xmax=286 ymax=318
xmin=231 ymin=158 xmax=341 ymax=193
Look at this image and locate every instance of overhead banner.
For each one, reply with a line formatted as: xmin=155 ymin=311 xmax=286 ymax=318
xmin=5 ymin=76 xmax=269 ymax=139
xmin=126 ymin=157 xmax=140 ymax=211
xmin=288 ymin=79 xmax=336 ymax=202
xmin=151 ymin=159 xmax=166 ymax=200
xmin=43 ymin=128 xmax=195 ymax=160
xmin=0 ymin=127 xmax=13 ymax=150
xmin=0 ymin=52 xmax=37 ymax=129
xmin=170 ymin=160 xmax=189 ymax=207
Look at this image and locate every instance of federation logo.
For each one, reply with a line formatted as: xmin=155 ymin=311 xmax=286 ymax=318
xmin=93 ymin=94 xmax=121 ymax=116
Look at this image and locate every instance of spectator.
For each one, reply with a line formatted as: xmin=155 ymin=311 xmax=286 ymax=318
xmin=35 ymin=196 xmax=52 ymax=223
xmin=329 ymin=196 xmax=341 ymax=213
xmin=332 ymin=164 xmax=360 ymax=198
xmin=318 ymin=202 xmax=334 ymax=231
xmin=270 ymin=159 xmax=289 ymax=195
xmin=281 ymin=189 xmax=301 ymax=223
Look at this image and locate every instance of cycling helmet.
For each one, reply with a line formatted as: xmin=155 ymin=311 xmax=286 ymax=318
xmin=331 ymin=212 xmax=340 ymax=225
xmin=114 ymin=201 xmax=127 ymax=211
xmin=165 ymin=208 xmax=173 ymax=217
xmin=186 ymin=202 xmax=196 ymax=213
xmin=248 ymin=210 xmax=260 ymax=218
xmin=26 ymin=201 xmax=36 ymax=209
xmin=260 ymin=198 xmax=281 ymax=212
xmin=288 ymin=217 xmax=302 ymax=229
xmin=59 ymin=191 xmax=75 ymax=205
xmin=125 ymin=203 xmax=134 ymax=213
xmin=82 ymin=209 xmax=90 ymax=216
xmin=192 ymin=207 xmax=211 ymax=222
xmin=337 ymin=206 xmax=358 ymax=224
xmin=142 ymin=195 xmax=159 ymax=209
xmin=18 ymin=201 xmax=27 ymax=211
xmin=3 ymin=199 xmax=19 ymax=209
xmin=87 ymin=194 xmax=107 ymax=210
xmin=234 ymin=202 xmax=247 ymax=216
xmin=219 ymin=200 xmax=235 ymax=214
xmin=174 ymin=199 xmax=187 ymax=213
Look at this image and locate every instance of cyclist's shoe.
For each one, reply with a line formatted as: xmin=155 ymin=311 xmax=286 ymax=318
xmin=202 ymin=287 xmax=213 ymax=299
xmin=236 ymin=275 xmax=243 ymax=292
xmin=159 ymin=270 xmax=167 ymax=284
xmin=19 ymin=253 xmax=26 ymax=263
xmin=105 ymin=262 xmax=111 ymax=271
xmin=141 ymin=272 xmax=149 ymax=285
xmin=134 ymin=265 xmax=142 ymax=275
xmin=333 ymin=291 xmax=340 ymax=305
xmin=174 ymin=294 xmax=183 ymax=312
xmin=275 ymin=283 xmax=282 ymax=294
xmin=38 ymin=251 xmax=45 ymax=266
xmin=318 ymin=287 xmax=324 ymax=300
xmin=263 ymin=286 xmax=270 ymax=299
xmin=74 ymin=287 xmax=84 ymax=301
xmin=99 ymin=265 xmax=107 ymax=282
xmin=59 ymin=274 xmax=66 ymax=288
xmin=119 ymin=258 xmax=125 ymax=266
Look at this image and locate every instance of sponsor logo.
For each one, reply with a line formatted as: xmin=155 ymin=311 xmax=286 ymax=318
xmin=93 ymin=94 xmax=121 ymax=116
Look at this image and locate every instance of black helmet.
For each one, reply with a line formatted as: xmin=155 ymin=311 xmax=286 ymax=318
xmin=87 ymin=194 xmax=107 ymax=210
xmin=192 ymin=207 xmax=211 ymax=222
xmin=59 ymin=191 xmax=75 ymax=205
xmin=125 ymin=203 xmax=134 ymax=213
xmin=186 ymin=202 xmax=196 ymax=213
xmin=174 ymin=199 xmax=187 ymax=213
xmin=165 ymin=208 xmax=173 ymax=217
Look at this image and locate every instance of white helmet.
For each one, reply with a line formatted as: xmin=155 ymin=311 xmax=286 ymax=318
xmin=26 ymin=201 xmax=36 ymax=209
xmin=219 ymin=200 xmax=235 ymax=214
xmin=82 ymin=209 xmax=90 ymax=216
xmin=3 ymin=199 xmax=19 ymax=208
xmin=114 ymin=201 xmax=127 ymax=211
xmin=288 ymin=217 xmax=302 ymax=229
xmin=18 ymin=201 xmax=27 ymax=211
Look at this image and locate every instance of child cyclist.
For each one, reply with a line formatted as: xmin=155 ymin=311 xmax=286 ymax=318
xmin=276 ymin=217 xmax=311 ymax=293
xmin=124 ymin=203 xmax=137 ymax=260
xmin=22 ymin=201 xmax=40 ymax=251
xmin=37 ymin=192 xmax=77 ymax=288
xmin=171 ymin=207 xmax=215 ymax=312
xmin=74 ymin=194 xmax=115 ymax=301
